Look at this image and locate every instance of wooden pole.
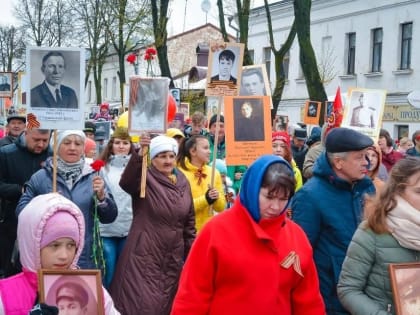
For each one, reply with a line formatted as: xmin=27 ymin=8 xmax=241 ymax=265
xmin=140 ymin=145 xmax=148 ymax=198
xmin=52 ymin=130 xmax=58 ymax=193
xmin=208 ymin=96 xmax=223 ymax=215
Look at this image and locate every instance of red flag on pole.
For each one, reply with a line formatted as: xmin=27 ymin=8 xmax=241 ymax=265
xmin=326 ymin=86 xmax=344 ymax=134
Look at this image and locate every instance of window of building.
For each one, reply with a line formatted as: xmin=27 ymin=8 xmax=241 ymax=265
xmin=263 ymin=47 xmax=271 ymax=79
xmin=103 ymin=78 xmax=108 ymax=99
xmin=247 ymin=49 xmax=254 ymax=63
xmin=346 ymin=32 xmax=356 ymax=75
xmin=87 ymin=81 xmax=92 ymax=102
xmin=400 ymin=22 xmax=412 ymax=70
xmin=112 ymin=77 xmax=117 ymax=99
xmin=371 ymin=28 xmax=382 ymax=72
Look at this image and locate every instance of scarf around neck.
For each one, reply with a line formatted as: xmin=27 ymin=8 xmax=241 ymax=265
xmin=386 ymin=196 xmax=420 ymax=251
xmin=56 ymin=156 xmax=85 ymax=184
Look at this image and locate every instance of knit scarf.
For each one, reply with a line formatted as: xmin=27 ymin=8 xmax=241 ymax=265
xmin=386 ymin=196 xmax=420 ymax=251
xmin=56 ymin=156 xmax=85 ymax=185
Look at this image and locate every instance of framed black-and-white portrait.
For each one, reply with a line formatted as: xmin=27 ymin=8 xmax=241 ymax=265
xmin=128 ymin=76 xmax=170 ymax=134
xmin=38 ymin=269 xmax=104 ymax=315
xmin=0 ymin=72 xmax=13 ymax=98
xmin=206 ymin=42 xmax=244 ymax=97
xmin=27 ymin=47 xmax=85 ymax=130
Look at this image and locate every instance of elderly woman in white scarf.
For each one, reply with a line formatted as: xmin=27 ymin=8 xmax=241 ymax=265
xmin=16 ymin=130 xmax=117 ymax=269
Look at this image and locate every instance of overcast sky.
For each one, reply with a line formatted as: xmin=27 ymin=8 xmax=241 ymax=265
xmin=0 ymin=0 xmax=270 ymax=35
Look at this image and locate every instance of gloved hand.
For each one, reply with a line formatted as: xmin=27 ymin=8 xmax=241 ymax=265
xmin=205 ymin=188 xmax=217 ymax=205
xmin=29 ymin=303 xmax=59 ymax=315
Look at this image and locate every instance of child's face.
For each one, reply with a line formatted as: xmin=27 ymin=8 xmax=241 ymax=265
xmin=41 ymin=237 xmax=77 ymax=269
xmin=218 ymin=58 xmax=233 ymax=78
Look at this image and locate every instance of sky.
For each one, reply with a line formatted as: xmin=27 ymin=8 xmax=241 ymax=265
xmin=0 ymin=0 xmax=269 ymax=35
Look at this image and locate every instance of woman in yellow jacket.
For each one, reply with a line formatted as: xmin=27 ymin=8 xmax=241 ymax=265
xmin=177 ymin=135 xmax=226 ymax=232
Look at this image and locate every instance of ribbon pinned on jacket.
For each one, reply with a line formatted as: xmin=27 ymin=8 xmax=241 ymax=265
xmin=280 ymin=251 xmax=304 ymax=277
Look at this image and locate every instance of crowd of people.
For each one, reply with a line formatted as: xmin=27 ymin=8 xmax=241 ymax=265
xmin=1 ymin=101 xmax=420 ymax=315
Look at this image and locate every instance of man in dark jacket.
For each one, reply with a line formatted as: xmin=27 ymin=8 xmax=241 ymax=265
xmin=291 ymin=127 xmax=375 ymax=314
xmin=0 ymin=115 xmax=26 ymax=147
xmin=0 ymin=128 xmax=51 ymax=277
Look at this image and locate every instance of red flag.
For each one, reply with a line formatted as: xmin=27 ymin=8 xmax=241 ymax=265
xmin=326 ymin=87 xmax=344 ymax=134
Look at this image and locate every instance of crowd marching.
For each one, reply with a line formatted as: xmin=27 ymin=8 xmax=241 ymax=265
xmin=1 ymin=100 xmax=420 ymax=315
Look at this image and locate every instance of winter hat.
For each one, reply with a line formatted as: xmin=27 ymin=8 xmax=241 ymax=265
xmin=306 ymin=126 xmax=322 ymax=146
xmin=166 ymin=128 xmax=185 ymax=139
xmin=112 ymin=127 xmax=131 ymax=140
xmin=209 ymin=114 xmax=224 ymax=128
xmin=150 ymin=135 xmax=178 ymax=159
xmin=272 ymin=131 xmax=291 ymax=147
xmin=215 ymin=159 xmax=227 ymax=175
xmin=84 ymin=138 xmax=96 ymax=156
xmin=40 ymin=211 xmax=80 ymax=248
xmin=83 ymin=121 xmax=96 ymax=134
xmin=100 ymin=103 xmax=109 ymax=110
xmin=55 ymin=130 xmax=86 ymax=148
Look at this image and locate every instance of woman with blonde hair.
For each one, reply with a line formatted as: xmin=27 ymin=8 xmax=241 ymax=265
xmin=338 ymin=156 xmax=420 ymax=314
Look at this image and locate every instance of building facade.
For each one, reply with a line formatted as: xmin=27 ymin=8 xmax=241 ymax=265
xmin=247 ymin=0 xmax=420 ymax=139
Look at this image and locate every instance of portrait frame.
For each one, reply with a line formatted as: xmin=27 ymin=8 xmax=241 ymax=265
xmin=167 ymin=112 xmax=184 ymax=129
xmin=273 ymin=115 xmax=289 ymax=131
xmin=206 ymin=96 xmax=224 ymax=122
xmin=128 ymin=76 xmax=169 ymax=134
xmin=38 ymin=269 xmax=104 ymax=315
xmin=94 ymin=120 xmax=112 ymax=141
xmin=205 ymin=42 xmax=245 ymax=97
xmin=179 ymin=102 xmax=190 ymax=119
xmin=341 ymin=87 xmax=386 ymax=141
xmin=303 ymin=101 xmax=321 ymax=125
xmin=170 ymin=88 xmax=181 ymax=108
xmin=0 ymin=72 xmax=13 ymax=98
xmin=26 ymin=47 xmax=85 ymax=130
xmin=389 ymin=262 xmax=420 ymax=315
xmin=239 ymin=65 xmax=273 ymax=109
xmin=224 ymin=95 xmax=272 ymax=166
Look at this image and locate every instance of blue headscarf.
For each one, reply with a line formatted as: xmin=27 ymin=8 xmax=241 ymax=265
xmin=239 ymin=155 xmax=293 ymax=222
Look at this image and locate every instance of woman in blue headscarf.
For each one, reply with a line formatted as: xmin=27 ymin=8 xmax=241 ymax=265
xmin=171 ymin=155 xmax=325 ymax=315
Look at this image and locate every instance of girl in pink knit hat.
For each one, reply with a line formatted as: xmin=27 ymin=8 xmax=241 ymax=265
xmin=0 ymin=193 xmax=120 ymax=315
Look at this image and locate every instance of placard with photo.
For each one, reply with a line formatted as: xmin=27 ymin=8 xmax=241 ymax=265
xmin=224 ymin=96 xmax=272 ymax=166
xmin=26 ymin=47 xmax=85 ymax=130
xmin=128 ymin=76 xmax=169 ymax=134
xmin=206 ymin=42 xmax=244 ymax=97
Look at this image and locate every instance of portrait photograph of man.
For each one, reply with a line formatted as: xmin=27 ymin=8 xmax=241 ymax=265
xmin=42 ymin=273 xmax=103 ymax=315
xmin=28 ymin=48 xmax=82 ymax=109
xmin=0 ymin=72 xmax=13 ymax=97
xmin=205 ymin=42 xmax=244 ymax=97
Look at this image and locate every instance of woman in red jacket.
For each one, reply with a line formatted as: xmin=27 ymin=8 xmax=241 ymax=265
xmin=171 ymin=155 xmax=325 ymax=315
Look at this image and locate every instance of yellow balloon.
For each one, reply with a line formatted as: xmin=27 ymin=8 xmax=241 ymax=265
xmin=117 ymin=111 xmax=128 ymax=128
xmin=116 ymin=112 xmax=139 ymax=143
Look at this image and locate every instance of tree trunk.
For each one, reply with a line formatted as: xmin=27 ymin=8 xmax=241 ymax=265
xmin=294 ymin=0 xmax=327 ymax=125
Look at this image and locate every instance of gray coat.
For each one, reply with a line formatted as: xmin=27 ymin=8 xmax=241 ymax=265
xmin=337 ymin=222 xmax=420 ymax=315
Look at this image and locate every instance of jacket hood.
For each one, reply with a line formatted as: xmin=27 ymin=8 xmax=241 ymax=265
xmin=239 ymin=155 xmax=293 ymax=222
xmin=17 ymin=193 xmax=85 ymax=272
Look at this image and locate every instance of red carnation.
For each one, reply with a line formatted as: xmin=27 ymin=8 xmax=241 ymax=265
xmin=126 ymin=53 xmax=137 ymax=64
xmin=90 ymin=160 xmax=105 ymax=172
xmin=145 ymin=47 xmax=157 ymax=55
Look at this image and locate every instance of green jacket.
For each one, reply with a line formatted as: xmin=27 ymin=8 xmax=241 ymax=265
xmin=338 ymin=223 xmax=420 ymax=315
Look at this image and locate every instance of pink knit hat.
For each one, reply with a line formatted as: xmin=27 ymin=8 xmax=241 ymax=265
xmin=40 ymin=211 xmax=80 ymax=248
xmin=84 ymin=138 xmax=96 ymax=156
